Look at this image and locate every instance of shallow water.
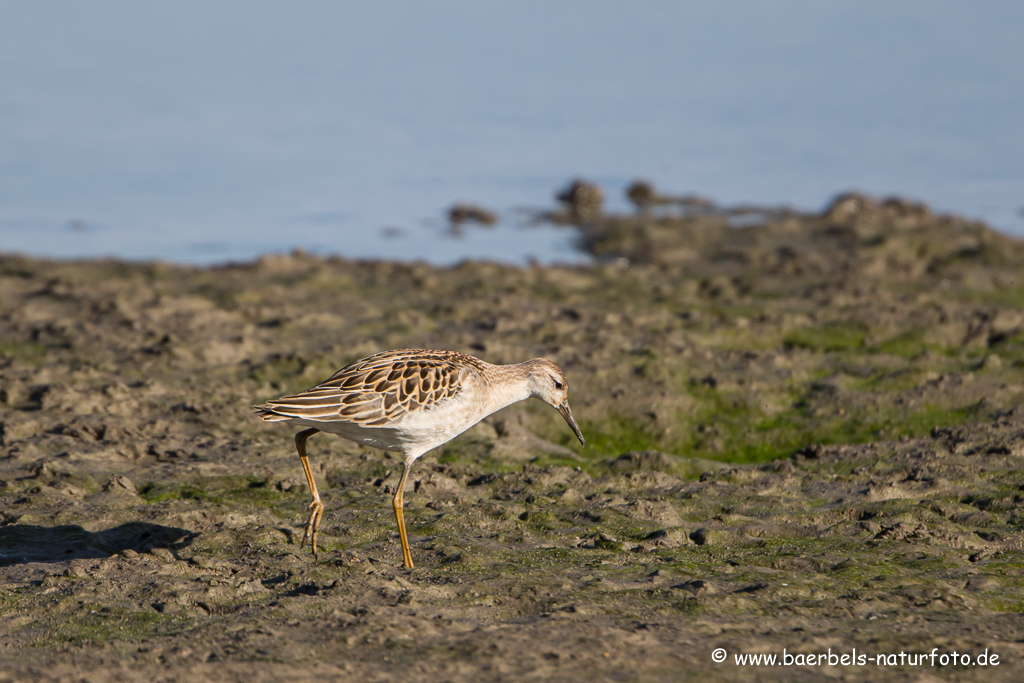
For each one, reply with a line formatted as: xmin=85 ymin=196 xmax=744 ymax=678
xmin=1 ymin=1 xmax=1022 ymax=265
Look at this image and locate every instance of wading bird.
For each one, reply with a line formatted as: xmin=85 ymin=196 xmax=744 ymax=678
xmin=253 ymin=349 xmax=586 ymax=569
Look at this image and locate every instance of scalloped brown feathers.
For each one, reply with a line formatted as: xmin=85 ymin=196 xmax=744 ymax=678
xmin=253 ymin=349 xmax=489 ymax=426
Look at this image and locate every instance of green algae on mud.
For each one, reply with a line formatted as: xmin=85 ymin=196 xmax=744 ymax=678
xmin=3 ymin=194 xmax=1024 ymax=680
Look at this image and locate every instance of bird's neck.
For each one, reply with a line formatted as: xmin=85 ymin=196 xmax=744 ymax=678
xmin=479 ymin=361 xmax=534 ymax=415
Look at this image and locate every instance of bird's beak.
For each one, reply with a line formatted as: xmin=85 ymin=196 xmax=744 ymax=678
xmin=557 ymin=402 xmax=586 ymax=447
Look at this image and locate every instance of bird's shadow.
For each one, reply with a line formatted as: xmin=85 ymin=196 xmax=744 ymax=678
xmin=0 ymin=522 xmax=196 ymax=567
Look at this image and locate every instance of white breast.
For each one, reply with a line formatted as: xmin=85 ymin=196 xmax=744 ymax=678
xmin=389 ymin=384 xmax=491 ymax=457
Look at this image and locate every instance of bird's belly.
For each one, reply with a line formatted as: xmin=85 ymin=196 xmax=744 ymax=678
xmin=391 ymin=407 xmax=485 ymax=454
xmin=289 ymin=418 xmax=407 ymax=452
xmin=285 ymin=401 xmax=487 ymax=458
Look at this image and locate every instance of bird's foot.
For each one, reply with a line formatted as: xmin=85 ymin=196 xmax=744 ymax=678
xmin=300 ymin=498 xmax=325 ymax=559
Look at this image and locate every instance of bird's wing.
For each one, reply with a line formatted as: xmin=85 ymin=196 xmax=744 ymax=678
xmin=253 ymin=349 xmax=483 ymax=427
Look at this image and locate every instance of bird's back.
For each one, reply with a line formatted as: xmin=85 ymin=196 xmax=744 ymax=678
xmin=253 ymin=348 xmax=490 ymax=434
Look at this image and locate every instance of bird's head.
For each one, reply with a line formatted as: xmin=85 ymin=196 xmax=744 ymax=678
xmin=524 ymin=358 xmax=586 ymax=447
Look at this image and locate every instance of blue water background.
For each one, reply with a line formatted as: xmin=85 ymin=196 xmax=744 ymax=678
xmin=1 ymin=2 xmax=1022 ymax=265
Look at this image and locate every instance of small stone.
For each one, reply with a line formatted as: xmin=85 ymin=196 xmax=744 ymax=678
xmin=148 ymin=547 xmax=176 ymax=563
xmin=104 ymin=475 xmax=137 ymax=494
xmin=557 ymin=178 xmax=604 ymax=220
xmin=448 ymin=203 xmax=498 ymax=226
xmin=671 ymin=579 xmax=711 ymax=595
xmin=981 ymin=354 xmax=1002 ymax=370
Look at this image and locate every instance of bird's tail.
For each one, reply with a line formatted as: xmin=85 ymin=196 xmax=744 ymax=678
xmin=251 ymin=404 xmax=293 ymax=422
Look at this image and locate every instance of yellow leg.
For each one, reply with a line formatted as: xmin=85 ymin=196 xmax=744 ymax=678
xmin=392 ymin=462 xmax=414 ymax=569
xmin=295 ymin=428 xmax=323 ymax=559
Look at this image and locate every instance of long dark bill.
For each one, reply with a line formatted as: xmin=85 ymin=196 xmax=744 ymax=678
xmin=557 ymin=402 xmax=586 ymax=447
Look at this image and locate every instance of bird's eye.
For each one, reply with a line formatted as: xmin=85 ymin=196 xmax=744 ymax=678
xmin=554 ymin=380 xmax=564 ymax=390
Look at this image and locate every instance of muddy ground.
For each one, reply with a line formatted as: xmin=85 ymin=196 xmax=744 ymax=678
xmin=2 ymin=191 xmax=1024 ymax=681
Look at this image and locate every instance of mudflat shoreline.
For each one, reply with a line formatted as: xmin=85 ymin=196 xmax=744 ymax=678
xmin=2 ymin=194 xmax=1024 ymax=681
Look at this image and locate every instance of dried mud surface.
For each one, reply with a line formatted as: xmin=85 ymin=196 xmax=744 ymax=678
xmin=3 ymin=195 xmax=1024 ymax=681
